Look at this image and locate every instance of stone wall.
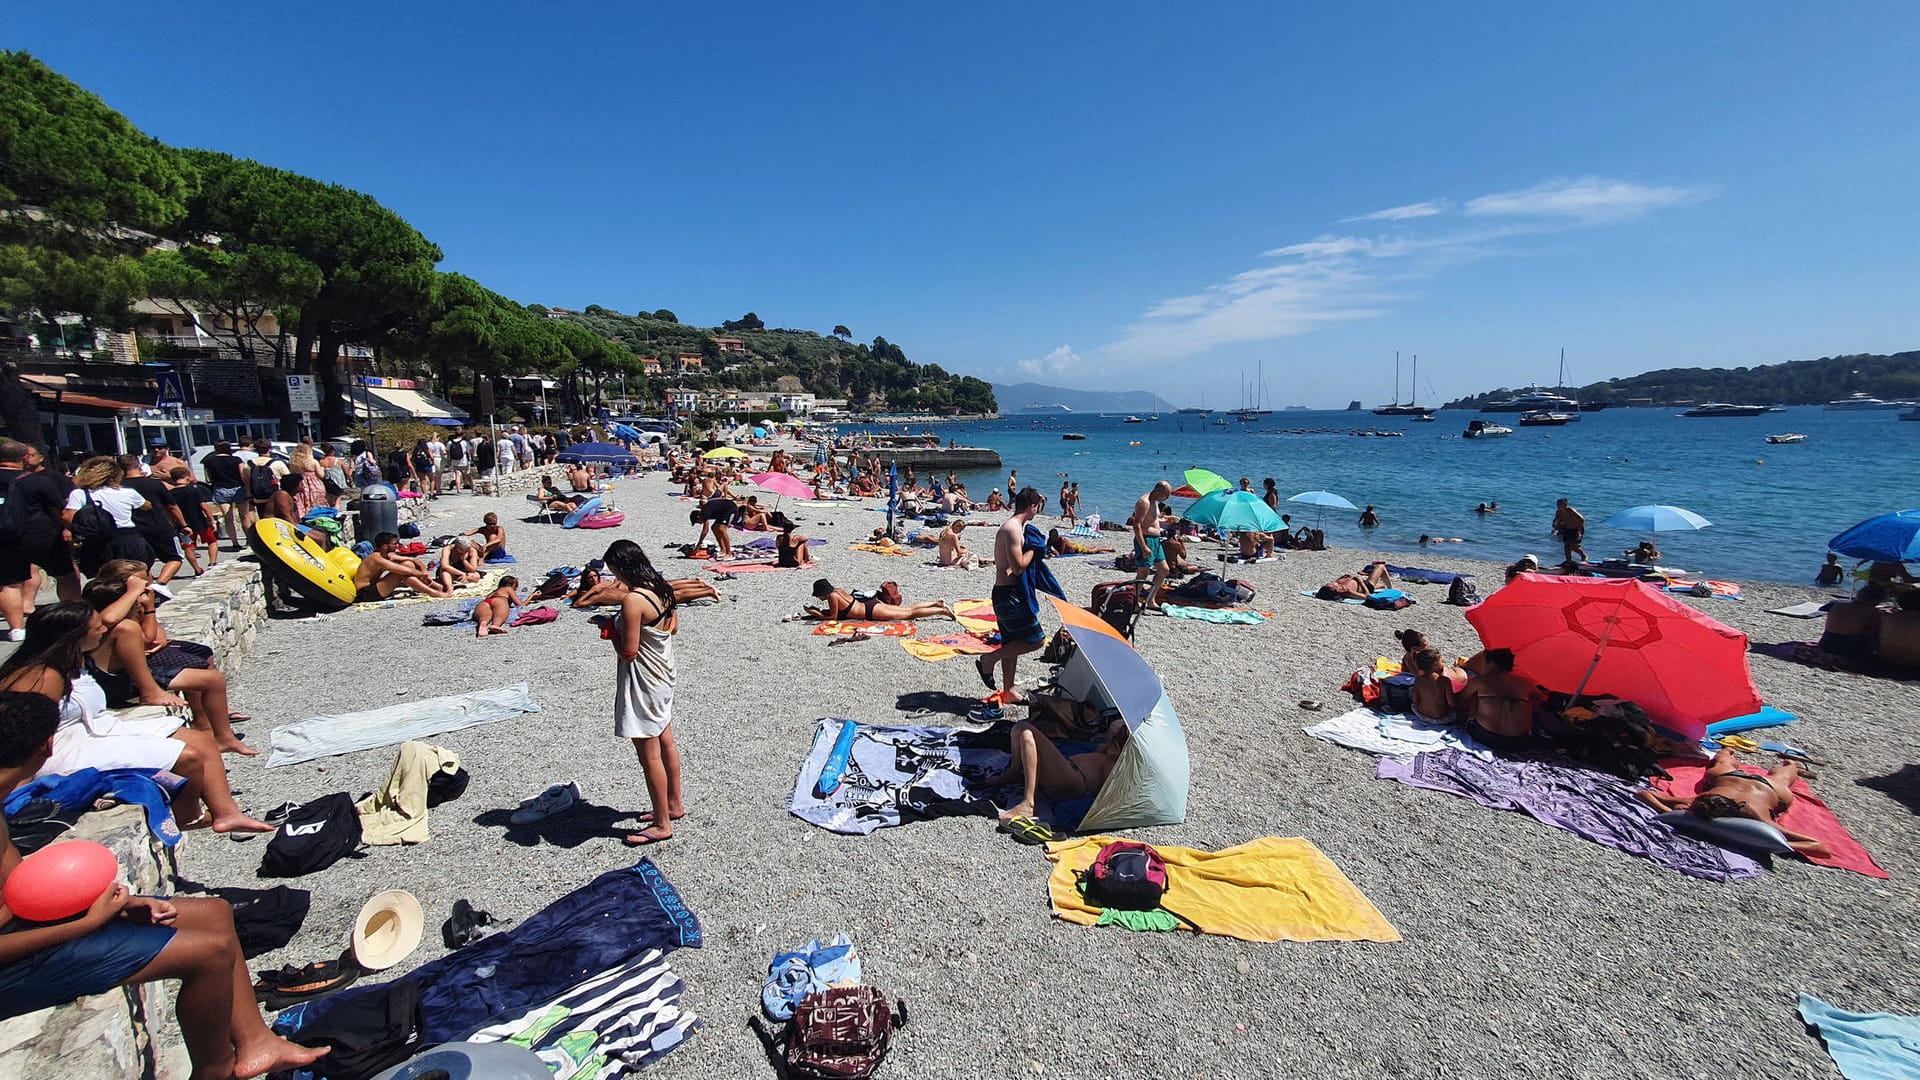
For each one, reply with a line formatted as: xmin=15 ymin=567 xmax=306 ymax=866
xmin=0 ymin=806 xmax=190 ymax=1080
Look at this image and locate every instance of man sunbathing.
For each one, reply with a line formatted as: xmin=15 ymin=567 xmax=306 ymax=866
xmin=939 ymin=520 xmax=977 ymax=566
xmin=806 ymin=579 xmax=954 ymax=622
xmin=465 ymin=513 xmax=507 ymax=560
xmin=1637 ymin=748 xmax=1833 ymax=858
xmin=985 ymin=719 xmax=1129 ymax=823
xmin=353 ymin=532 xmax=451 ymax=602
xmin=1045 ymin=528 xmax=1113 ymax=556
xmin=474 ymin=576 xmax=520 ymax=638
xmin=1317 ymin=561 xmax=1391 ymax=601
xmin=1236 ymin=530 xmax=1275 ymax=561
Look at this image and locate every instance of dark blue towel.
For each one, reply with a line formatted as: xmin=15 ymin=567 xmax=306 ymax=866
xmin=1383 ymin=564 xmax=1462 ymax=585
xmin=1020 ymin=523 xmax=1065 ymax=611
xmin=4 ymin=767 xmax=184 ymax=846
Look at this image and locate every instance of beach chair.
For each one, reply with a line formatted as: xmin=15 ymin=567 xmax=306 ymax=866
xmin=1090 ymin=580 xmax=1143 ymax=640
xmin=526 ymin=493 xmax=565 ymax=524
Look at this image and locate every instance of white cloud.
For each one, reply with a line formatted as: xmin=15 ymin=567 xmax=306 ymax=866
xmin=1017 ymin=344 xmax=1082 ymax=377
xmin=1340 ymin=199 xmax=1449 ymax=223
xmin=1464 ymin=176 xmax=1709 ymax=222
xmin=1080 ymin=175 xmax=1712 ymax=372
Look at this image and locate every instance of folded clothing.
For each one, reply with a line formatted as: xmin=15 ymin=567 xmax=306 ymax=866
xmin=1044 ymin=835 xmax=1401 ymax=944
xmin=1651 ymin=764 xmax=1886 ymax=878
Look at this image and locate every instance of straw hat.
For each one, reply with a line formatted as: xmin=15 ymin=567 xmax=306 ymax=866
xmin=351 ymin=890 xmax=423 ymax=971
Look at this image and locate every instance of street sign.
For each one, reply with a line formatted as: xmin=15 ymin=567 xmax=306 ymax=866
xmin=287 ymin=375 xmax=321 ymax=413
xmin=155 ymin=371 xmax=186 ymax=406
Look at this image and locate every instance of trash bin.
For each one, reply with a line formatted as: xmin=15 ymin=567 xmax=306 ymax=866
xmin=356 ymin=491 xmax=399 ymax=540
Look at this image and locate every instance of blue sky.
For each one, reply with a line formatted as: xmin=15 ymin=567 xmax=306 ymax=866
xmin=13 ymin=3 xmax=1920 ymax=406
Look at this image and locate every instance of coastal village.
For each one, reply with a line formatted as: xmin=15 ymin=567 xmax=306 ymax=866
xmin=3 ymin=22 xmax=1920 ymax=1080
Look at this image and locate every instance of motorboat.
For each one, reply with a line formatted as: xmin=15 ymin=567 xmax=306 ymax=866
xmin=1482 ymin=388 xmax=1582 ymax=413
xmin=1679 ymin=403 xmax=1770 ymax=417
xmin=1210 ymin=418 xmax=1229 ymax=426
xmin=1825 ymin=392 xmax=1914 ymax=411
xmin=1061 ymin=432 xmax=1087 ymax=440
xmin=1764 ymin=432 xmax=1807 ymax=444
xmin=1518 ymin=411 xmax=1573 ymax=426
xmin=1464 ymin=419 xmax=1513 ymax=439
xmin=1411 ymin=413 xmax=1436 ymax=422
xmin=1146 ymin=415 xmax=1161 ymax=422
xmin=1123 ymin=416 xmax=1145 ymax=424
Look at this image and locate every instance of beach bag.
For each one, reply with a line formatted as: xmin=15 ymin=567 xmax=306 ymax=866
xmin=259 ymin=793 xmax=364 ymax=878
xmin=352 ymin=455 xmax=381 ymax=488
xmin=1445 ymin=577 xmax=1480 ymax=606
xmin=69 ymin=491 xmax=116 ymax=546
xmin=779 ymin=986 xmax=905 ymax=1080
xmin=246 ymin=460 xmax=279 ymax=502
xmin=1364 ymin=589 xmax=1414 ymax=611
xmin=1380 ymin=674 xmax=1417 ymax=714
xmin=508 ymin=606 xmax=558 ymax=626
xmin=296 ymin=980 xmax=426 ymax=1080
xmin=1080 ymin=840 xmax=1171 ymax=910
xmin=1089 ymin=581 xmax=1141 ymax=639
xmin=876 ymin=581 xmax=902 ymax=607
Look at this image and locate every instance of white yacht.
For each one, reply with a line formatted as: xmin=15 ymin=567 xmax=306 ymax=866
xmin=1825 ymin=392 xmax=1915 ymax=411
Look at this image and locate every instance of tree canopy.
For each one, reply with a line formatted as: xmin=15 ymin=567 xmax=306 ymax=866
xmin=1441 ymin=351 xmax=1920 ymax=409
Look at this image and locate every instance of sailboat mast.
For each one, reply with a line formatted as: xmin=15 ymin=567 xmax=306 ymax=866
xmin=1558 ymin=347 xmax=1566 ymax=390
xmin=1411 ymin=354 xmax=1418 ymax=406
xmin=1394 ymin=351 xmax=1401 ymax=406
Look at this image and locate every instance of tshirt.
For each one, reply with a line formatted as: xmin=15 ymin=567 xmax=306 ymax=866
xmin=171 ymin=482 xmax=216 ymax=532
xmin=66 ymin=485 xmax=147 ymax=528
xmin=203 ymin=452 xmax=245 ymax=489
xmin=427 ymin=439 xmax=446 ymax=467
xmin=0 ymin=468 xmax=69 ymax=546
xmin=124 ymin=476 xmax=177 ymax=535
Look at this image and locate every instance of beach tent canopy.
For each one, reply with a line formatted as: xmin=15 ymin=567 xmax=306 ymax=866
xmin=556 ymin=441 xmax=638 ymax=467
xmin=1466 ymin=573 xmax=1760 ymax=739
xmin=1042 ymin=596 xmax=1189 ymax=831
xmin=1828 ymin=509 xmax=1920 ymax=563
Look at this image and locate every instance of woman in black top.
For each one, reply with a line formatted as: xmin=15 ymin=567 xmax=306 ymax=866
xmin=770 ymin=512 xmax=814 ymax=569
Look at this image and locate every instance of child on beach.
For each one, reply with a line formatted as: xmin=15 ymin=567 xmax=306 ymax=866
xmin=475 ymin=576 xmax=520 ymax=638
xmin=597 ymin=539 xmax=683 ymax=847
xmin=466 ymin=513 xmax=507 ymax=561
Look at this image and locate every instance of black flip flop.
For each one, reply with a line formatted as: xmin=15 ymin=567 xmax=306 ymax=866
xmin=254 ymin=954 xmax=362 ymax=1011
xmin=975 ymin=656 xmax=997 ymax=690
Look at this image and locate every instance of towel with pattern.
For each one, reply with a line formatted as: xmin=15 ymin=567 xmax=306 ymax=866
xmin=810 ymin=620 xmax=917 ymax=637
xmin=1163 ymin=604 xmax=1267 ymax=624
xmin=900 ymin=632 xmax=995 ymax=661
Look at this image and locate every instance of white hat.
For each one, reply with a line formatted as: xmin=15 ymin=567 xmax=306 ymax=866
xmin=351 ymin=890 xmax=423 ymax=971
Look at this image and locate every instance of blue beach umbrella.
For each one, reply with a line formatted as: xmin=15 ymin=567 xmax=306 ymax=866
xmin=1185 ymin=489 xmax=1285 ymax=533
xmin=1603 ymin=504 xmax=1713 ymax=533
xmin=1287 ymin=489 xmax=1357 ymax=529
xmin=1828 ymin=509 xmax=1920 ymax=564
xmin=557 ymin=441 xmax=639 ymax=467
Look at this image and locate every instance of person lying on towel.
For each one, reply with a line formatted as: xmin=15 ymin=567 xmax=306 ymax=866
xmin=571 ymin=566 xmax=718 ymax=608
xmin=805 ymin=579 xmax=953 ymax=623
xmin=1317 ymin=561 xmax=1391 ymax=601
xmin=1045 ymin=528 xmax=1113 ymax=557
xmin=1637 ymin=748 xmax=1832 ymax=858
xmin=984 ymin=719 xmax=1129 ymax=823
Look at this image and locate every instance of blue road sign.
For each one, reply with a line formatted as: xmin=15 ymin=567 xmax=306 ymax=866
xmin=155 ymin=371 xmax=186 ymax=406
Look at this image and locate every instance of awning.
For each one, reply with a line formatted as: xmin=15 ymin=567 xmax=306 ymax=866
xmin=348 ymin=386 xmax=467 ymax=422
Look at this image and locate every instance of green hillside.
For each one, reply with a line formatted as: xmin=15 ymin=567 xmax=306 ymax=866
xmin=1441 ymin=351 xmax=1920 ymax=408
xmin=560 ymin=306 xmax=995 ymax=414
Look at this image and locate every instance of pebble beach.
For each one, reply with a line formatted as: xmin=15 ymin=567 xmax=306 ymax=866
xmin=180 ymin=466 xmax=1919 ymax=1080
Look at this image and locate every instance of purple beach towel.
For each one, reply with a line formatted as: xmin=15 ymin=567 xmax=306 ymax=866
xmin=1376 ymin=750 xmax=1763 ymax=881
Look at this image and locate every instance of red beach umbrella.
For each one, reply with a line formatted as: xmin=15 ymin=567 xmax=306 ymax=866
xmin=1464 ymin=573 xmax=1761 ymax=739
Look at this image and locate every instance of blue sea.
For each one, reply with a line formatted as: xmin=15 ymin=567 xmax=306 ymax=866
xmin=880 ymin=407 xmax=1915 ymax=584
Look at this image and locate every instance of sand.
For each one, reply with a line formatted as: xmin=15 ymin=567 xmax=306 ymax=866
xmin=175 ymin=471 xmax=1918 ymax=1080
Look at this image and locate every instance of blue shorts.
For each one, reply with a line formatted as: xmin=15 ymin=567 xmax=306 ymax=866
xmin=1133 ymin=535 xmax=1166 ymax=567
xmin=0 ymin=920 xmax=175 ymax=1019
xmin=992 ymin=585 xmax=1045 ymax=645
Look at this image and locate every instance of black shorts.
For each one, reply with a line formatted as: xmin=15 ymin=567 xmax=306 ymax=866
xmin=0 ymin=539 xmax=75 ymax=586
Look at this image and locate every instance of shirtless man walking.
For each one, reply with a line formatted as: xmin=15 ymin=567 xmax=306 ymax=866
xmin=1552 ymin=498 xmax=1587 ymax=564
xmin=1131 ymin=480 xmax=1173 ymax=612
xmin=352 ymin=532 xmax=452 ymax=603
xmin=974 ymin=488 xmax=1047 ymax=714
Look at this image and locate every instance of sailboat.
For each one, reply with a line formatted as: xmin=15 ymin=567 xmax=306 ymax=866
xmin=1233 ymin=360 xmax=1274 ymax=420
xmin=1372 ymin=352 xmax=1435 ymax=416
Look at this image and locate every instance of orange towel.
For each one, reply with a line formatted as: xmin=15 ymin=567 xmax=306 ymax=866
xmin=810 ymin=620 xmax=917 ymax=638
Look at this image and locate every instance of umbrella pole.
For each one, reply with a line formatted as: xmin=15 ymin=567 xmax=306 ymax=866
xmin=1568 ymin=598 xmax=1626 ymax=702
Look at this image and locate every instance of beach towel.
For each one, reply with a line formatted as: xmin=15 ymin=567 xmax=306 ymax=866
xmin=1305 ymin=707 xmax=1495 ymax=764
xmin=346 ymin=568 xmax=506 ymax=611
xmin=4 ymin=767 xmax=185 ymax=847
xmin=1303 ymin=589 xmax=1367 ymax=605
xmin=786 ymin=718 xmax=1013 ymax=834
xmin=1044 ymin=836 xmax=1401 ymax=945
xmin=467 ymin=950 xmax=699 ymax=1075
xmin=706 ymin=562 xmax=792 ymax=574
xmin=1766 ymin=601 xmax=1831 ymax=619
xmin=277 ymin=859 xmax=701 ymax=1048
xmin=1162 ymin=604 xmax=1267 ymax=624
xmin=810 ymin=620 xmax=916 ymax=637
xmin=266 ymin=682 xmax=540 ymax=768
xmin=1384 ymin=564 xmax=1462 ymax=585
xmin=1796 ymin=994 xmax=1920 ymax=1080
xmin=953 ymin=599 xmax=998 ymax=635
xmin=1377 ymin=749 xmax=1764 ymax=881
xmin=1661 ymin=577 xmax=1742 ymax=599
xmin=1018 ymin=523 xmax=1066 ymax=613
xmin=900 ymin=632 xmax=996 ymax=662
xmin=849 ymin=543 xmax=915 ymax=556
xmin=1652 ymin=764 xmax=1886 ymax=878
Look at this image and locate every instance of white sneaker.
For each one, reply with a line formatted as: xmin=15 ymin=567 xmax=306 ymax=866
xmin=509 ymin=781 xmax=579 ymax=825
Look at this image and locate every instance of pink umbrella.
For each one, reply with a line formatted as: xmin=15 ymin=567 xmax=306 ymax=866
xmin=1465 ymin=573 xmax=1760 ymax=739
xmin=751 ymin=471 xmax=816 ymax=511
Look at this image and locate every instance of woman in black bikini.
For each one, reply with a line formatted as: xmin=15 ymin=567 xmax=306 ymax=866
xmin=805 ymin=579 xmax=953 ymax=622
xmin=770 ymin=513 xmax=814 ymax=569
xmin=1638 ymin=748 xmax=1832 ymax=858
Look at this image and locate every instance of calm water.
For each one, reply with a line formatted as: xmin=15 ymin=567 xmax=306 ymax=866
xmin=880 ymin=407 xmax=1915 ymax=584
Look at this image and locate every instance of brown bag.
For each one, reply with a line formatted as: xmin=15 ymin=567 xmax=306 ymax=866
xmin=876 ymin=581 xmax=902 ymax=607
xmin=782 ymin=986 xmax=904 ymax=1080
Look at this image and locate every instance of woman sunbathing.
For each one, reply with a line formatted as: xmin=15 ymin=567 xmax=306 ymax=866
xmin=571 ymin=568 xmax=717 ymax=608
xmin=984 ymin=719 xmax=1129 ymax=824
xmin=806 ymin=579 xmax=954 ymax=622
xmin=1045 ymin=528 xmax=1113 ymax=556
xmin=475 ymin=577 xmax=520 ymax=638
xmin=436 ymin=536 xmax=483 ymax=591
xmin=1637 ymin=748 xmax=1832 ymax=858
xmin=1317 ymin=561 xmax=1392 ymax=600
xmin=771 ymin=513 xmax=815 ymax=569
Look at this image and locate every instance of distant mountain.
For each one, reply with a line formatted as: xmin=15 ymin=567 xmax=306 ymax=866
xmin=992 ymin=381 xmax=1176 ymax=414
xmin=1440 ymin=350 xmax=1920 ymax=409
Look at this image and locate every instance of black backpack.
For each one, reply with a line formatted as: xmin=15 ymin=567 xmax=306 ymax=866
xmin=0 ymin=474 xmax=31 ymax=546
xmin=68 ymin=491 xmax=116 ymax=545
xmin=246 ymin=459 xmax=279 ymax=501
xmin=296 ymin=980 xmax=426 ymax=1080
xmin=259 ymin=793 xmax=364 ymax=878
xmin=1445 ymin=577 xmax=1480 ymax=606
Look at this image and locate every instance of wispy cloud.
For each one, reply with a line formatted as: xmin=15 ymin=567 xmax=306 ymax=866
xmin=1083 ymin=175 xmax=1711 ymax=371
xmin=1340 ymin=199 xmax=1448 ymax=223
xmin=1463 ymin=176 xmax=1710 ymax=223
xmin=1017 ymin=344 xmax=1083 ymax=378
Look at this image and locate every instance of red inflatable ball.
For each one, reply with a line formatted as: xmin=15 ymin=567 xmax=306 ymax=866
xmin=2 ymin=840 xmax=121 ymax=922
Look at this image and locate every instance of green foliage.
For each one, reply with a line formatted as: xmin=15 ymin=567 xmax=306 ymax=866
xmin=721 ymin=311 xmax=765 ymax=332
xmin=1441 ymin=352 xmax=1920 ymax=408
xmin=651 ymin=309 xmax=677 ymax=323
xmin=832 ymin=325 xmax=851 ymax=340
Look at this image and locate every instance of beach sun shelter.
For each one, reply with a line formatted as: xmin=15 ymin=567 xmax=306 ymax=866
xmin=1041 ymin=595 xmax=1190 ymax=830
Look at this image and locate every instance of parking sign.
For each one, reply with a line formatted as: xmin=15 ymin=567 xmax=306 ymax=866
xmin=287 ymin=375 xmax=320 ymax=413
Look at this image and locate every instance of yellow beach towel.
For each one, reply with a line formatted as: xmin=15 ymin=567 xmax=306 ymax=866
xmin=953 ymin=599 xmax=998 ymax=636
xmin=900 ymin=632 xmax=995 ymax=662
xmin=849 ymin=542 xmax=915 ymax=556
xmin=1045 ymin=836 xmax=1401 ymax=944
